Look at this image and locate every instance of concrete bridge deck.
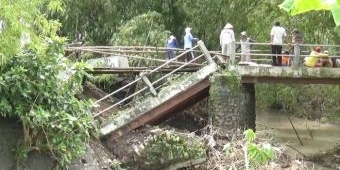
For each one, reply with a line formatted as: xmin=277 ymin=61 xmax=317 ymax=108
xmin=234 ymin=66 xmax=340 ymax=84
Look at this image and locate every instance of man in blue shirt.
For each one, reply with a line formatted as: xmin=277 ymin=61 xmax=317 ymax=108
xmin=183 ymin=27 xmax=198 ymax=62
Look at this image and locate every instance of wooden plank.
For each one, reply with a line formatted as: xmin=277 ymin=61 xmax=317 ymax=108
xmin=106 ymin=78 xmax=210 ymax=140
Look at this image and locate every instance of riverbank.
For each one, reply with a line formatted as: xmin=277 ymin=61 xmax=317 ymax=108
xmin=102 ymin=124 xmax=309 ymax=170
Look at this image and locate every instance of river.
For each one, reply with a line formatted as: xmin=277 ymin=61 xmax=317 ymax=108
xmin=257 ymin=111 xmax=340 ymax=169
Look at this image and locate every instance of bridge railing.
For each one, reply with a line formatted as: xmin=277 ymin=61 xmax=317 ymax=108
xmin=229 ymin=42 xmax=340 ymax=67
xmin=66 ymin=44 xmax=223 ymax=68
xmin=92 ymin=41 xmax=216 ymax=118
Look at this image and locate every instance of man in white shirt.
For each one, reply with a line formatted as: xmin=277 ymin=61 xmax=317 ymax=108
xmin=220 ymin=23 xmax=235 ymax=57
xmin=270 ymin=22 xmax=287 ymax=66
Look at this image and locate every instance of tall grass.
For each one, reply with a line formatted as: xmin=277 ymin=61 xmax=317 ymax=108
xmin=256 ymin=84 xmax=340 ymax=119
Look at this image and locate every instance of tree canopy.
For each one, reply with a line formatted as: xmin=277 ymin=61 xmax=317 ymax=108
xmin=51 ymin=0 xmax=340 ymax=48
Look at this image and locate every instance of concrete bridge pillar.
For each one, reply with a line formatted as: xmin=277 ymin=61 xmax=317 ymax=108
xmin=208 ymin=75 xmax=255 ymax=131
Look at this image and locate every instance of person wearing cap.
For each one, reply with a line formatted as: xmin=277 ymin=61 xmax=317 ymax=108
xmin=236 ymin=31 xmax=254 ymax=62
xmin=183 ymin=27 xmax=198 ymax=62
xmin=270 ymin=21 xmax=287 ymax=66
xmin=166 ymin=35 xmax=178 ymax=60
xmin=291 ymin=29 xmax=303 ymax=44
xmin=220 ymin=23 xmax=235 ymax=57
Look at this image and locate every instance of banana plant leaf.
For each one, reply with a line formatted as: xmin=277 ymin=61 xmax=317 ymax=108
xmin=279 ymin=0 xmax=340 ymax=26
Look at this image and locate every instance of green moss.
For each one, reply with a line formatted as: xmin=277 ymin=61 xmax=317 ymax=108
xmin=300 ymin=67 xmax=311 ymax=77
xmin=318 ymin=68 xmax=335 ymax=78
xmin=258 ymin=67 xmax=271 ymax=76
xmin=221 ymin=70 xmax=241 ymax=90
xmin=279 ymin=69 xmax=293 ymax=77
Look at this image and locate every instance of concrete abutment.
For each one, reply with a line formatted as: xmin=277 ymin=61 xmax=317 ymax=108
xmin=208 ymin=74 xmax=256 ymax=131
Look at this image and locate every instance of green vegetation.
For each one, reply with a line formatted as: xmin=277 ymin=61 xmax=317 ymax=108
xmin=111 ymin=11 xmax=170 ymax=67
xmin=220 ymin=129 xmax=277 ymax=170
xmin=138 ymin=132 xmax=205 ymax=169
xmin=244 ymin=129 xmax=275 ymax=167
xmin=256 ymin=84 xmax=340 ymax=119
xmin=87 ymin=74 xmax=118 ymax=92
xmin=223 ymin=69 xmax=241 ymax=90
xmin=111 ymin=12 xmax=170 ymax=47
xmin=0 ymin=0 xmax=93 ymax=168
xmin=49 ymin=0 xmax=340 ymax=48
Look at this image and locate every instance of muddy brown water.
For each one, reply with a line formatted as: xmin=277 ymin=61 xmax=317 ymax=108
xmin=257 ymin=111 xmax=340 ymax=169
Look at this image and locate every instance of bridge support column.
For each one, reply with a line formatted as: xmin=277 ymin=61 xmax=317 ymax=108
xmin=208 ymin=75 xmax=255 ymax=131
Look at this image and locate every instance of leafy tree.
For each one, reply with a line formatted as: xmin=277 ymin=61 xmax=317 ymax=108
xmin=51 ymin=0 xmax=186 ymax=46
xmin=0 ymin=0 xmax=62 ymax=63
xmin=111 ymin=11 xmax=170 ymax=67
xmin=0 ymin=0 xmax=93 ymax=168
xmin=54 ymin=0 xmax=120 ymax=45
xmin=111 ymin=11 xmax=170 ymax=46
xmin=52 ymin=0 xmax=340 ymax=48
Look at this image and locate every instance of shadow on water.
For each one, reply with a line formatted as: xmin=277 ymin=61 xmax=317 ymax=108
xmin=257 ymin=111 xmax=340 ymax=169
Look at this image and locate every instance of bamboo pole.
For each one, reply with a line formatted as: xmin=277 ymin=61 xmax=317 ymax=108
xmin=66 ymin=46 xmax=224 ymax=56
xmin=80 ymin=48 xmax=203 ymax=66
xmin=287 ymin=116 xmax=304 ymax=146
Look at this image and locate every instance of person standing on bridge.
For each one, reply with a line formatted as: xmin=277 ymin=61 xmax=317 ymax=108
xmin=289 ymin=29 xmax=304 ymax=66
xmin=220 ymin=23 xmax=235 ymax=57
xmin=166 ymin=35 xmax=178 ymax=60
xmin=183 ymin=27 xmax=199 ymax=62
xmin=270 ymin=21 xmax=287 ymax=66
xmin=236 ymin=31 xmax=254 ymax=62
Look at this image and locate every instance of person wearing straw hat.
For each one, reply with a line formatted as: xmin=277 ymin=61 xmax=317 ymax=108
xmin=236 ymin=31 xmax=254 ymax=62
xmin=220 ymin=23 xmax=235 ymax=57
xmin=166 ymin=35 xmax=178 ymax=60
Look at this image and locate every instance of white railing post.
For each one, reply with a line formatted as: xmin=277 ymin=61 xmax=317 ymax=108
xmin=197 ymin=41 xmax=214 ymax=64
xmin=141 ymin=73 xmax=157 ymax=96
xmin=230 ymin=41 xmax=236 ymax=65
xmin=293 ymin=44 xmax=300 ymax=68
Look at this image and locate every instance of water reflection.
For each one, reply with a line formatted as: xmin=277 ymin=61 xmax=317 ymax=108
xmin=257 ymin=111 xmax=340 ymax=156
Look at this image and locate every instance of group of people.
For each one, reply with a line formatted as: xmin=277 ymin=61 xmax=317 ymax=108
xmin=166 ymin=22 xmax=336 ymax=68
xmin=219 ymin=23 xmax=254 ymax=62
xmin=220 ymin=21 xmax=337 ymax=68
xmin=270 ymin=22 xmax=335 ymax=67
xmin=166 ymin=27 xmax=198 ymax=62
xmin=219 ymin=21 xmax=293 ymax=66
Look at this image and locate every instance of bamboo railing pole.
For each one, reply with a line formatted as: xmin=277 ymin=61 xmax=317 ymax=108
xmin=287 ymin=116 xmax=304 ymax=146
